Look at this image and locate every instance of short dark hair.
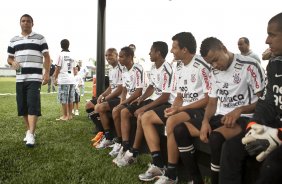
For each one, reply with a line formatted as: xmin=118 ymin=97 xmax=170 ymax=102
xmin=20 ymin=14 xmax=33 ymax=23
xmin=152 ymin=41 xmax=168 ymax=59
xmin=269 ymin=12 xmax=282 ymax=32
xmin=200 ymin=37 xmax=224 ymax=57
xmin=106 ymin=48 xmax=118 ymax=55
xmin=240 ymin=37 xmax=250 ymax=45
xmin=120 ymin=46 xmax=134 ymax=58
xmin=172 ymin=32 xmax=197 ymax=54
xmin=60 ymin=39 xmax=70 ymax=50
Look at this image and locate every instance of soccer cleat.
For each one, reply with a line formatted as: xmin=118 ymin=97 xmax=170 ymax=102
xmin=139 ymin=163 xmax=165 ymax=181
xmin=109 ymin=143 xmax=122 ymax=157
xmin=75 ymin=110 xmax=79 ymax=116
xmin=116 ymin=150 xmax=137 ymax=167
xmin=113 ymin=147 xmax=125 ymax=165
xmin=26 ymin=132 xmax=35 ymax=147
xmin=154 ymin=176 xmax=178 ymax=184
xmin=92 ymin=135 xmax=104 ymax=147
xmin=91 ymin=132 xmax=104 ymax=142
xmin=95 ymin=137 xmax=114 ymax=149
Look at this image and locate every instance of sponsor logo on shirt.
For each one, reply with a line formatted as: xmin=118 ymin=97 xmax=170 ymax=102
xmin=247 ymin=65 xmax=260 ymax=89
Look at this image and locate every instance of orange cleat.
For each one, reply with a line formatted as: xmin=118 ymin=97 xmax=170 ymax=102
xmin=91 ymin=131 xmax=104 ymax=142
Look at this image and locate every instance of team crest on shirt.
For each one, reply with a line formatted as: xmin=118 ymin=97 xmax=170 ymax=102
xmin=233 ymin=73 xmax=241 ymax=84
xmin=191 ymin=74 xmax=196 ymax=82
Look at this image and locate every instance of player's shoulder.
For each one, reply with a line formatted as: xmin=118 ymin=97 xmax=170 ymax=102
xmin=193 ymin=55 xmax=210 ymax=70
xmin=133 ymin=63 xmax=144 ymax=71
xmin=162 ymin=61 xmax=173 ymax=72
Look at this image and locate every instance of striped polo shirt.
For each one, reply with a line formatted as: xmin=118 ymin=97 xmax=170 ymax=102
xmin=7 ymin=32 xmax=49 ymax=82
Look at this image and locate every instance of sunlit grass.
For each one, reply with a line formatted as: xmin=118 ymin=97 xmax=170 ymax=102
xmin=0 ymin=77 xmax=155 ymax=184
xmin=0 ymin=77 xmax=210 ymax=184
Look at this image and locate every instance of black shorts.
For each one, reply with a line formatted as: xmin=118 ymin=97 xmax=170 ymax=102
xmin=193 ymin=114 xmax=250 ymax=130
xmin=181 ymin=108 xmax=205 ymax=129
xmin=125 ymin=99 xmax=156 ymax=115
xmin=152 ymin=104 xmax=172 ymax=123
xmin=90 ymin=97 xmax=120 ymax=110
xmin=74 ymin=91 xmax=80 ymax=103
xmin=107 ymin=97 xmax=120 ymax=110
xmin=16 ymin=81 xmax=42 ymax=116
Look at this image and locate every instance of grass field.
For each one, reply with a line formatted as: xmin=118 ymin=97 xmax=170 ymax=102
xmin=0 ymin=77 xmax=154 ymax=184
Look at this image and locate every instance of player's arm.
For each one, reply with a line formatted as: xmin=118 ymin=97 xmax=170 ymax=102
xmin=138 ymin=85 xmax=154 ymax=102
xmin=42 ymin=52 xmax=51 ymax=85
xmin=122 ymin=88 xmax=142 ymax=105
xmin=105 ymin=84 xmax=123 ymax=101
xmin=200 ymin=97 xmax=218 ymax=143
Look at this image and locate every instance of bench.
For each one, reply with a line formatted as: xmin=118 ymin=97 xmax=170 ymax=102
xmin=91 ymin=112 xmax=260 ymax=183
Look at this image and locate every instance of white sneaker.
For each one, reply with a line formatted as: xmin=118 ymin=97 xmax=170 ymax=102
xmin=116 ymin=150 xmax=137 ymax=167
xmin=23 ymin=130 xmax=36 ymax=142
xmin=109 ymin=143 xmax=121 ymax=157
xmin=96 ymin=137 xmax=114 ymax=149
xmin=75 ymin=110 xmax=79 ymax=116
xmin=139 ymin=163 xmax=165 ymax=181
xmin=26 ymin=132 xmax=35 ymax=147
xmin=23 ymin=130 xmax=30 ymax=142
xmin=154 ymin=176 xmax=178 ymax=184
xmin=113 ymin=147 xmax=125 ymax=165
xmin=72 ymin=109 xmax=75 ymax=114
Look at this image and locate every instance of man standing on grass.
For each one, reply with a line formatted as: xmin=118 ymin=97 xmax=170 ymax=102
xmin=7 ymin=14 xmax=51 ymax=147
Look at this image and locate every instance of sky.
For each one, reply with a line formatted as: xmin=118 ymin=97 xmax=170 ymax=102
xmin=0 ymin=0 xmax=281 ymax=69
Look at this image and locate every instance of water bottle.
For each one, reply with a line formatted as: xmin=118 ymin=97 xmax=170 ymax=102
xmin=16 ymin=66 xmax=21 ymax=75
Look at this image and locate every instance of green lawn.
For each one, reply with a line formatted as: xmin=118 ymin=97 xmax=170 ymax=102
xmin=0 ymin=77 xmax=211 ymax=184
xmin=0 ymin=77 xmax=152 ymax=184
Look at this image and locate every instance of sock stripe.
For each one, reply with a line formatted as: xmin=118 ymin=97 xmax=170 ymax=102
xmin=178 ymin=145 xmax=195 ymax=152
xmin=211 ymin=163 xmax=220 ymax=172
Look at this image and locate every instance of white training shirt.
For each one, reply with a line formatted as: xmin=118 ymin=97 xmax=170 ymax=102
xmin=209 ymin=54 xmax=266 ymax=118
xmin=109 ymin=63 xmax=123 ymax=96
xmin=56 ymin=51 xmax=75 ymax=85
xmin=177 ymin=55 xmax=210 ymax=106
xmin=122 ymin=63 xmax=144 ymax=98
xmin=148 ymin=61 xmax=174 ymax=101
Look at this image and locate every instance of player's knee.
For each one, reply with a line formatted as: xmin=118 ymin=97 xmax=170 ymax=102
xmin=174 ymin=122 xmax=192 ymax=141
xmin=85 ymin=101 xmax=94 ymax=110
xmin=121 ymin=108 xmax=130 ymax=118
xmin=141 ymin=111 xmax=154 ymax=127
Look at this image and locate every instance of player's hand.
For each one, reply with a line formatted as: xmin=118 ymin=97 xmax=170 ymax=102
xmin=164 ymin=107 xmax=178 ymax=117
xmin=200 ymin=121 xmax=211 ymax=143
xmin=221 ymin=108 xmax=241 ymax=128
xmin=11 ymin=60 xmax=20 ymax=70
xmin=42 ymin=73 xmax=49 ymax=85
xmin=242 ymin=123 xmax=282 ymax=162
xmin=97 ymin=95 xmax=104 ymax=104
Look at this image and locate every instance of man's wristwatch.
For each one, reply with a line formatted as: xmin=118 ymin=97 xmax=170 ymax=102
xmin=101 ymin=96 xmax=105 ymax=101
